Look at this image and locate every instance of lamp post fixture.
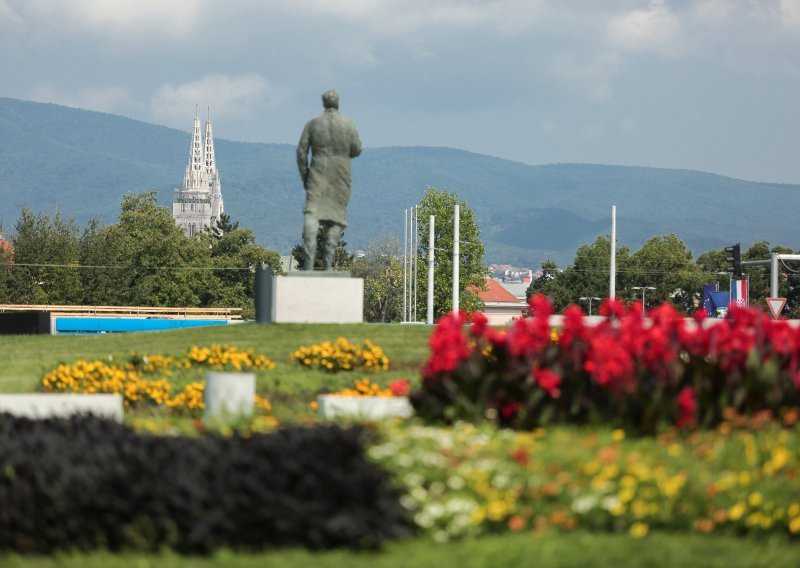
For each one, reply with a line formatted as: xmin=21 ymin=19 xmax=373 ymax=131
xmin=579 ymin=296 xmax=602 ymax=316
xmin=631 ymin=286 xmax=656 ymax=317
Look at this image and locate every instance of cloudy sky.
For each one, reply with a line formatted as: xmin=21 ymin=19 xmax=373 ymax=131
xmin=1 ymin=0 xmax=798 ymax=183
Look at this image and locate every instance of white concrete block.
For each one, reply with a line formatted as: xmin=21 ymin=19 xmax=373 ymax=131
xmin=0 ymin=394 xmax=123 ymax=421
xmin=272 ymin=275 xmax=364 ymax=324
xmin=204 ymin=372 xmax=255 ymax=419
xmin=317 ymin=395 xmax=413 ymax=420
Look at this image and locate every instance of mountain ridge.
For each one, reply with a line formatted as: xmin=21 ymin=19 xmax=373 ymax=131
xmin=1 ymin=96 xmax=798 ymax=266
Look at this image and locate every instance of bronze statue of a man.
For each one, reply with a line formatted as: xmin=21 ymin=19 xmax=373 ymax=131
xmin=296 ymin=89 xmax=361 ymax=270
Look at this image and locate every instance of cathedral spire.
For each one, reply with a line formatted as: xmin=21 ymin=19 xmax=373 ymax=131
xmin=205 ymin=109 xmax=224 ymax=225
xmin=183 ymin=110 xmax=208 ymax=190
xmin=204 ymin=110 xmax=217 ymax=182
xmin=174 ymin=107 xmax=224 ymax=237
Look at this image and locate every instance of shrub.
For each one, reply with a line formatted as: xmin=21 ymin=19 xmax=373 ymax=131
xmin=412 ymin=296 xmax=800 ymax=434
xmin=292 ymin=337 xmax=390 ymax=373
xmin=0 ymin=414 xmax=412 ymax=554
xmin=369 ymin=419 xmax=800 ymax=541
xmin=41 ymin=345 xmax=277 ymax=415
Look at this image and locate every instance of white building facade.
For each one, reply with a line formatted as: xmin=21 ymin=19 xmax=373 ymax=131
xmin=172 ymin=112 xmax=224 ymax=237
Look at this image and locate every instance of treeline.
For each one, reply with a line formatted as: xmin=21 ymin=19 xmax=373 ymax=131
xmin=527 ymin=235 xmax=800 ymax=317
xmin=0 ymin=192 xmax=282 ymax=318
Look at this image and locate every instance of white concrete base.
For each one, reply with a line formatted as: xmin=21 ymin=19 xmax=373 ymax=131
xmin=204 ymin=372 xmax=255 ymax=419
xmin=317 ymin=395 xmax=413 ymax=420
xmin=271 ymin=275 xmax=364 ymax=324
xmin=0 ymin=394 xmax=123 ymax=421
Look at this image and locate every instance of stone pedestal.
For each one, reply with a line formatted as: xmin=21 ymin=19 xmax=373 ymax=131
xmin=0 ymin=394 xmax=123 ymax=421
xmin=317 ymin=395 xmax=413 ymax=420
xmin=204 ymin=372 xmax=255 ymax=419
xmin=260 ymin=272 xmax=364 ymax=324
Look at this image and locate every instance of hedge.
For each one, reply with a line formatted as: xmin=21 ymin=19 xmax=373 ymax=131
xmin=0 ymin=414 xmax=412 ymax=554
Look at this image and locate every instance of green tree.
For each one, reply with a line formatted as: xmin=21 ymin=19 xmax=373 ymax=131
xmin=415 ymin=187 xmax=486 ymax=319
xmin=629 ymin=234 xmax=704 ymax=313
xmin=351 ymin=234 xmax=404 ymax=322
xmin=741 ymin=241 xmax=794 ymax=312
xmin=80 ymin=191 xmax=209 ymax=307
xmin=211 ymin=212 xmax=240 ymax=237
xmin=526 ymin=237 xmax=634 ymax=312
xmin=3 ymin=209 xmax=83 ymax=304
xmin=200 ymin=221 xmax=282 ymax=318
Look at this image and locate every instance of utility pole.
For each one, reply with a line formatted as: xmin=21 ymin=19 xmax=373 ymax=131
xmin=402 ymin=208 xmax=407 ymax=322
xmin=427 ymin=215 xmax=435 ymax=324
xmin=610 ymin=205 xmax=616 ymax=299
xmin=452 ymin=204 xmax=460 ymax=314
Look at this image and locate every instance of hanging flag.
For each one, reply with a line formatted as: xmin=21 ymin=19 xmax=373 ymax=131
xmin=702 ymin=283 xmax=719 ymax=316
xmin=730 ymin=279 xmax=748 ymax=308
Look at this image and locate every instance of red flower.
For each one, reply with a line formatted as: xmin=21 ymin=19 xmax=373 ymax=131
xmin=559 ymin=304 xmax=589 ymax=349
xmin=584 ymin=335 xmax=635 ymax=391
xmin=511 ymin=448 xmax=528 ymax=466
xmin=532 ymin=368 xmax=562 ymax=398
xmin=677 ymin=386 xmax=697 ymax=428
xmin=470 ymin=311 xmax=489 ymax=338
xmin=422 ymin=311 xmax=471 ymax=377
xmin=388 ymin=379 xmax=410 ymax=396
xmin=599 ymin=298 xmax=625 ymax=319
xmin=528 ymin=293 xmax=554 ymax=318
xmin=501 ymin=401 xmax=522 ymax=418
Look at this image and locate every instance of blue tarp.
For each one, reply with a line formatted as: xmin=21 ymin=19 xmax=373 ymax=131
xmin=54 ymin=317 xmax=229 ymax=334
xmin=709 ymin=291 xmax=732 ymax=313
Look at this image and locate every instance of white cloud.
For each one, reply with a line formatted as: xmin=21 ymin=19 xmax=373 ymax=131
xmin=779 ymin=0 xmax=800 ymax=30
xmin=607 ymin=0 xmax=685 ymax=57
xmin=0 ymin=0 xmax=22 ymax=28
xmin=547 ymin=51 xmax=622 ymax=101
xmin=8 ymin=0 xmax=202 ymax=40
xmin=149 ymin=74 xmax=279 ymax=127
xmin=29 ymin=84 xmax=130 ymax=113
xmin=284 ymin=0 xmax=547 ymax=35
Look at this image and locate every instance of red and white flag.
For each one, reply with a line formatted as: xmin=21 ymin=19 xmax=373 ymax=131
xmin=731 ymin=279 xmax=748 ymax=308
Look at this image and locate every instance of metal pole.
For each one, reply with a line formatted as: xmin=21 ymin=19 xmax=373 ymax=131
xmin=427 ymin=215 xmax=435 ymax=324
xmin=452 ymin=203 xmax=460 ymax=314
xmin=254 ymin=266 xmax=272 ymax=324
xmin=771 ymin=252 xmax=779 ymax=298
xmin=409 ymin=207 xmax=414 ymax=322
xmin=610 ymin=205 xmax=616 ymax=299
xmin=402 ymin=209 xmax=407 ymax=322
xmin=641 ymin=288 xmax=646 ymax=317
xmin=413 ymin=206 xmax=419 ymax=322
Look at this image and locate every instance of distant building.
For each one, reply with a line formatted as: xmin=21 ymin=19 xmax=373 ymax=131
xmin=172 ymin=110 xmax=224 ymax=237
xmin=498 ymin=280 xmax=529 ymax=301
xmin=470 ymin=278 xmax=527 ymax=325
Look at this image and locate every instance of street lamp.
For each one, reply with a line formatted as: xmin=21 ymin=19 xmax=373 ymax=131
xmin=579 ymin=296 xmax=602 ymax=316
xmin=631 ymin=286 xmax=656 ymax=317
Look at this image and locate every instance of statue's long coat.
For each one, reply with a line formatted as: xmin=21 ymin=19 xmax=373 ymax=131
xmin=296 ymin=109 xmax=361 ymax=227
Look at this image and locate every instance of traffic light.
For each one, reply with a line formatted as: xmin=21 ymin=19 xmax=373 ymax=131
xmin=725 ymin=243 xmax=742 ymax=278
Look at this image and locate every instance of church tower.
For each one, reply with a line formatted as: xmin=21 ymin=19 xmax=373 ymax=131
xmin=172 ymin=109 xmax=224 ymax=237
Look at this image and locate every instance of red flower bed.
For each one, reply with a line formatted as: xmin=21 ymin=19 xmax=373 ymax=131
xmin=411 ymin=295 xmax=800 ymax=434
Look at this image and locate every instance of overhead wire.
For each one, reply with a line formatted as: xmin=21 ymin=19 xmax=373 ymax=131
xmin=2 ymin=262 xmax=252 ymax=271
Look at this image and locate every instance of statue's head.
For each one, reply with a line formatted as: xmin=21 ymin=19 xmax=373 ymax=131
xmin=322 ymin=90 xmax=339 ymax=110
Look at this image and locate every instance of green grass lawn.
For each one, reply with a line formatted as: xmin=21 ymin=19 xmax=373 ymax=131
xmin=2 ymin=324 xmax=799 ymax=564
xmin=2 ymin=531 xmax=797 ymax=568
xmin=0 ymin=323 xmax=432 ymax=420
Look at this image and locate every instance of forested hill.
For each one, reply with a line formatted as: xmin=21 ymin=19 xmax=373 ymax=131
xmin=1 ymin=96 xmax=798 ymax=266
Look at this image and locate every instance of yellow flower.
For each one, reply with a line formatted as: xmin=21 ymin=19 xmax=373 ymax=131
xmin=789 ymin=517 xmax=800 ymax=534
xmin=629 ymin=522 xmax=649 ymax=538
xmin=611 ymin=429 xmax=625 ymax=442
xmin=728 ymin=502 xmax=746 ymax=522
xmin=748 ymin=492 xmax=763 ymax=508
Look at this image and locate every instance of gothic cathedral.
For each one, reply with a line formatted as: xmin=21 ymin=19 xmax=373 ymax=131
xmin=172 ymin=110 xmax=224 ymax=236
